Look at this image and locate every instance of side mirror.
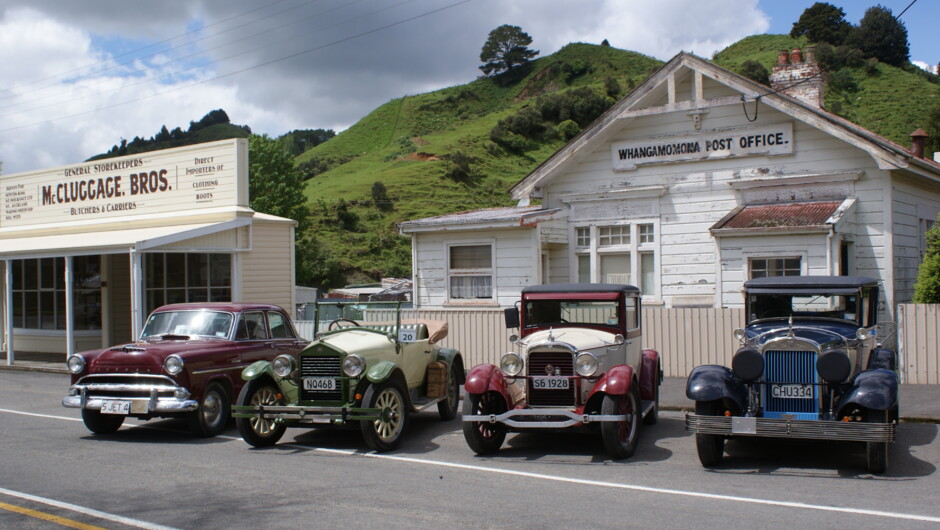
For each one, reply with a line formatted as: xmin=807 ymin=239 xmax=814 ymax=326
xmin=504 ymin=307 xmax=520 ymax=329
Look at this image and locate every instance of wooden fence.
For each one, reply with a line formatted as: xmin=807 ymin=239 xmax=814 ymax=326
xmin=296 ymin=304 xmax=940 ymax=384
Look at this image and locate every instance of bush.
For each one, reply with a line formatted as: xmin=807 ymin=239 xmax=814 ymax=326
xmin=828 ymin=68 xmax=858 ymax=92
xmin=604 ymin=76 xmax=622 ymax=98
xmin=739 ymin=60 xmax=770 ymax=86
xmin=556 ymin=119 xmax=581 ymax=140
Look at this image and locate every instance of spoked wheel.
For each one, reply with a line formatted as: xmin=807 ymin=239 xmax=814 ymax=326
xmin=437 ymin=363 xmax=460 ymax=421
xmin=81 ymin=409 xmax=124 ymax=434
xmin=600 ymin=384 xmax=641 ymax=459
xmin=188 ymin=382 xmax=230 ymax=437
xmin=694 ymin=399 xmax=726 ymax=467
xmin=361 ymin=380 xmax=409 ymax=452
xmin=866 ymin=409 xmax=889 ymax=474
xmin=236 ymin=380 xmax=286 ymax=447
xmin=462 ymin=392 xmax=507 ymax=455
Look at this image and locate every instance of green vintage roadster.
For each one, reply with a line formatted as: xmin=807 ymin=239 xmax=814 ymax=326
xmin=232 ymin=302 xmax=465 ymax=452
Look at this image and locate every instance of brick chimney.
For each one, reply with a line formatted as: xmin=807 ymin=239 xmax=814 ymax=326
xmin=769 ymin=46 xmax=825 ymax=107
xmin=910 ymin=128 xmax=928 ymax=158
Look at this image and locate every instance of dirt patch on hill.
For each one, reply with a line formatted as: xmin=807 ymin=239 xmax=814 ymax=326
xmin=405 ymin=152 xmax=441 ymax=161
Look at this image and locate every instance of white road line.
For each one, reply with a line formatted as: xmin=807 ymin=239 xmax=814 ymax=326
xmin=6 ymin=407 xmax=940 ymax=524
xmin=0 ymin=487 xmax=178 ymax=530
xmin=312 ymin=448 xmax=940 ymax=524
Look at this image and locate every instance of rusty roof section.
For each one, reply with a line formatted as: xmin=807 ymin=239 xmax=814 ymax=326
xmin=714 ymin=200 xmax=843 ymax=230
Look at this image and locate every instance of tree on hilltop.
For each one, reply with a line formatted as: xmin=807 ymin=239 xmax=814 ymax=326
xmin=790 ymin=2 xmax=852 ymax=45
xmin=845 ymin=5 xmax=909 ymax=67
xmin=479 ymin=24 xmax=539 ymax=77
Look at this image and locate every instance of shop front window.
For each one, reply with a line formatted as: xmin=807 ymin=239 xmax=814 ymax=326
xmin=574 ymin=223 xmax=658 ymax=297
xmin=10 ymin=256 xmax=101 ymax=330
xmin=145 ymin=253 xmax=232 ymax=314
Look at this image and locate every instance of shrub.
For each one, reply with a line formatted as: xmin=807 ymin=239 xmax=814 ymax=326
xmin=557 ymin=119 xmax=581 ymax=140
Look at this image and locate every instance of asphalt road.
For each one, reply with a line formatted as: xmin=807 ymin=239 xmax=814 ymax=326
xmin=2 ymin=371 xmax=940 ymax=529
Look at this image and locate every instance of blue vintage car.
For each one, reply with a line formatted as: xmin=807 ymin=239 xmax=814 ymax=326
xmin=685 ymin=276 xmax=898 ymax=473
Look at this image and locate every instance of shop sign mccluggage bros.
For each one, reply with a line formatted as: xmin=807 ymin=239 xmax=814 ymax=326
xmin=1 ymin=143 xmax=241 ymax=228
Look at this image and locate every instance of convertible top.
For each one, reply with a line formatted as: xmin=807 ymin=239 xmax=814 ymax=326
xmin=744 ymin=275 xmax=880 ymax=295
xmin=521 ymin=283 xmax=640 ymax=295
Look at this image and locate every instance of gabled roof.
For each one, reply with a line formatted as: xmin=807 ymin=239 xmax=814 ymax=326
xmin=509 ymin=52 xmax=940 ymax=200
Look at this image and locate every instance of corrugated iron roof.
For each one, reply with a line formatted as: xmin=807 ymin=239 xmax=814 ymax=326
xmin=399 ymin=205 xmax=559 ymax=228
xmin=715 ymin=200 xmax=842 ymax=230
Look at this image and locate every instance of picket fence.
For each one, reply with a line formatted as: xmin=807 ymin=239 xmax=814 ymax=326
xmin=295 ymin=303 xmax=940 ymax=385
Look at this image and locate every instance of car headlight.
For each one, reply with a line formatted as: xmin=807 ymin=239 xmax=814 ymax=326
xmin=164 ymin=354 xmax=184 ymax=376
xmin=272 ymin=355 xmax=295 ymax=377
xmin=731 ymin=347 xmax=763 ymax=382
xmin=575 ymin=352 xmax=599 ymax=377
xmin=343 ymin=354 xmax=365 ymax=377
xmin=500 ymin=352 xmax=524 ymax=377
xmin=856 ymin=328 xmax=875 ymax=340
xmin=817 ymin=349 xmax=851 ymax=383
xmin=66 ymin=354 xmax=85 ymax=374
xmin=733 ymin=328 xmax=747 ymax=342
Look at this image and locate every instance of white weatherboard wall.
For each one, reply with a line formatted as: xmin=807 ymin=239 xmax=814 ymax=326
xmin=542 ymin=96 xmax=891 ymax=308
xmin=413 ymin=229 xmax=538 ymax=307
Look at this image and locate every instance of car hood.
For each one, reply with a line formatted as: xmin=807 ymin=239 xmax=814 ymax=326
xmin=520 ymin=327 xmax=619 ymax=352
xmin=307 ymin=329 xmax=396 ymax=360
xmin=85 ymin=339 xmax=227 ymax=372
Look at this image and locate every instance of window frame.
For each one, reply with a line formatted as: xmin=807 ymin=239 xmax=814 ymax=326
xmin=445 ymin=241 xmax=495 ymax=302
xmin=748 ymin=256 xmax=803 ymax=279
xmin=572 ymin=222 xmax=659 ymax=299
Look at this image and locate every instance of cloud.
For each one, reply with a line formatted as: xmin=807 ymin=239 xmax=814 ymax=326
xmin=0 ymin=0 xmax=771 ymax=174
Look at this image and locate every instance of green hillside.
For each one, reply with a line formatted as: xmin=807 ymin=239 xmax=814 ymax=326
xmin=300 ymin=42 xmax=662 ymax=281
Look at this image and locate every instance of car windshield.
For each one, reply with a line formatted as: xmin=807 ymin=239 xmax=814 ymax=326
xmin=524 ymin=300 xmax=621 ymax=328
xmin=141 ymin=310 xmax=234 ymax=339
xmin=748 ymin=293 xmax=859 ymax=323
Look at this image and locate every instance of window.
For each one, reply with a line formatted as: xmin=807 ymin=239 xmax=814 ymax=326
xmin=10 ymin=256 xmax=101 ymax=330
xmin=598 ymin=225 xmax=629 ymax=246
xmin=574 ymin=223 xmax=658 ymax=297
xmin=268 ymin=311 xmax=295 ymax=338
xmin=448 ymin=244 xmax=493 ymax=300
xmin=145 ymin=253 xmax=232 ymax=314
xmin=236 ymin=311 xmax=268 ymax=340
xmin=749 ymin=257 xmax=801 ymax=278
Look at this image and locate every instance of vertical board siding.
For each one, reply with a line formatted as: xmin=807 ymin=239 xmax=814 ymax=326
xmin=296 ymin=306 xmax=940 ymax=381
xmin=297 ymin=306 xmax=747 ymax=377
xmin=898 ymin=304 xmax=940 ymax=384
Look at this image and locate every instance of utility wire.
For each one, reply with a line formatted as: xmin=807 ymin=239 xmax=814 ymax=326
xmin=0 ymin=0 xmax=475 ymax=134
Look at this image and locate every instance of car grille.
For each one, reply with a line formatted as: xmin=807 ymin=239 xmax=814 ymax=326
xmin=526 ymin=351 xmax=576 ymax=407
xmin=763 ymin=350 xmax=819 ymax=418
xmin=75 ymin=374 xmax=181 ymax=399
xmin=300 ymin=355 xmax=343 ymax=401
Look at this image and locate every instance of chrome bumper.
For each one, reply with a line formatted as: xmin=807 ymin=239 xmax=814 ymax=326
xmin=62 ymin=383 xmax=198 ymax=414
xmin=685 ymin=413 xmax=895 ymax=443
xmin=463 ymin=408 xmax=627 ymax=428
xmin=231 ymin=404 xmax=383 ymax=423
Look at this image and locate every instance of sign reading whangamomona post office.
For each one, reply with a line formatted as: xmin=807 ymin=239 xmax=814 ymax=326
xmin=612 ymin=123 xmax=793 ymax=170
xmin=1 ymin=141 xmax=243 ymax=228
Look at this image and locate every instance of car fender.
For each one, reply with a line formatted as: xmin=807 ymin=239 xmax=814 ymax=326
xmin=241 ymin=360 xmax=274 ymax=381
xmin=686 ymin=365 xmax=744 ymax=408
xmin=366 ymin=360 xmax=399 ymax=384
xmin=463 ymin=364 xmax=511 ymax=404
xmin=588 ymin=364 xmax=635 ymax=398
xmin=640 ymin=349 xmax=661 ymax=402
xmin=838 ymin=368 xmax=899 ymax=412
xmin=435 ymin=347 xmax=466 ymax=384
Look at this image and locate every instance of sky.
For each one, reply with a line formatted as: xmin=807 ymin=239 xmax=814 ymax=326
xmin=0 ymin=0 xmax=935 ymax=175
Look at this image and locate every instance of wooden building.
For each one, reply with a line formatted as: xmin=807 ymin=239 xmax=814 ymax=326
xmin=400 ymin=51 xmax=940 ymax=318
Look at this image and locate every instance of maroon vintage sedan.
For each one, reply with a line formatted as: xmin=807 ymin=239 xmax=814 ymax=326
xmin=62 ymin=303 xmax=307 ymax=437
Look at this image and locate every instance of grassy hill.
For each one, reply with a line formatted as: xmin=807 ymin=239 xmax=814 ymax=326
xmin=299 ymin=42 xmax=662 ymax=281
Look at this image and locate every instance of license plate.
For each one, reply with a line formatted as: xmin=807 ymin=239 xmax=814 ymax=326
xmin=531 ymin=376 xmax=569 ymax=389
xmin=770 ymin=384 xmax=813 ymax=399
xmin=100 ymin=400 xmax=131 ymax=415
xmin=303 ymin=377 xmax=336 ymax=391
